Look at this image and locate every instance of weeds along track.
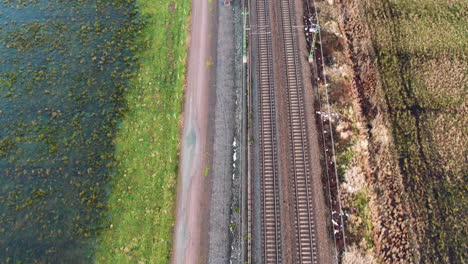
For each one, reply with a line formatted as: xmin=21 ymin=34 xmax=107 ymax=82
xmin=252 ymin=0 xmax=282 ymax=262
xmin=278 ymin=0 xmax=318 ymax=263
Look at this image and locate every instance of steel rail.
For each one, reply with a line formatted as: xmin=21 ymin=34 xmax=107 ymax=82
xmin=278 ymin=0 xmax=318 ymax=263
xmin=252 ymin=0 xmax=282 ymax=262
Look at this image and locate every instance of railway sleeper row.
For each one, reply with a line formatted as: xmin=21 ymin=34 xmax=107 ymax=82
xmin=278 ymin=0 xmax=319 ymax=263
xmin=256 ymin=0 xmax=282 ymax=262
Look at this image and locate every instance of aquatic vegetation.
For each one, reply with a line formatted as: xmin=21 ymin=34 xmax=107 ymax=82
xmin=0 ymin=0 xmax=141 ymax=262
xmin=1 ymin=0 xmax=190 ymax=262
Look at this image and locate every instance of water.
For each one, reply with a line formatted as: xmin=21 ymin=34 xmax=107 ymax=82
xmin=0 ymin=0 xmax=137 ymax=262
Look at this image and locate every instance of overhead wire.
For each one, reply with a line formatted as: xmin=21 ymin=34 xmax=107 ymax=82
xmin=309 ymin=0 xmax=348 ymax=253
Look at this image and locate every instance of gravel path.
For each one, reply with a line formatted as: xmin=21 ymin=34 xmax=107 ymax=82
xmin=207 ymin=1 xmax=244 ymax=263
xmin=172 ymin=0 xmax=215 ymax=262
xmin=173 ymin=0 xmax=244 ymax=263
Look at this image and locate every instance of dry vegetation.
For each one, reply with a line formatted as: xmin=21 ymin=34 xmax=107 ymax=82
xmin=310 ymin=0 xmax=466 ymax=263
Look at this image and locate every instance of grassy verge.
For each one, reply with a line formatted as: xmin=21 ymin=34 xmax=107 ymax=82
xmin=94 ymin=0 xmax=190 ymax=262
xmin=352 ymin=192 xmax=373 ymax=249
xmin=364 ymin=0 xmax=467 ymax=262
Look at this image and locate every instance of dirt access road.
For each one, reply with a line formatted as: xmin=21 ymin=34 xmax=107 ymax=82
xmin=172 ymin=0 xmax=243 ymax=261
xmin=172 ymin=0 xmax=215 ymax=263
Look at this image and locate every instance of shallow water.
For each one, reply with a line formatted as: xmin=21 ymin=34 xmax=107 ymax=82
xmin=0 ymin=0 xmax=136 ymax=262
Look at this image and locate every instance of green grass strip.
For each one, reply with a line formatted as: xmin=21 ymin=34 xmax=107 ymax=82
xmin=94 ymin=0 xmax=190 ymax=262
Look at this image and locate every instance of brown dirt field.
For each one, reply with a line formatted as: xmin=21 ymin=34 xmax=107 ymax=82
xmin=335 ymin=1 xmax=420 ymax=262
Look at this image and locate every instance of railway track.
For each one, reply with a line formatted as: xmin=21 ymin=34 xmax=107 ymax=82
xmin=277 ymin=0 xmax=319 ymax=263
xmin=250 ymin=0 xmax=320 ymax=262
xmin=252 ymin=0 xmax=282 ymax=262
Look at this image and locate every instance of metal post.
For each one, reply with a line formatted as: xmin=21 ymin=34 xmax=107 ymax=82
xmin=308 ymin=23 xmax=319 ymax=63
